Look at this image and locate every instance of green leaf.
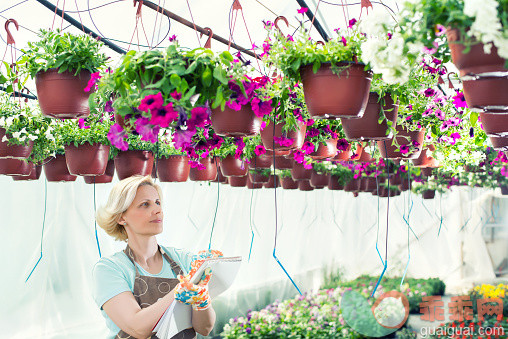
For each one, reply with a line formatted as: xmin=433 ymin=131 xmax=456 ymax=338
xmin=470 ymin=112 xmax=479 ymax=127
xmin=201 ymin=67 xmax=212 ymax=87
xmin=213 ymin=67 xmax=228 ymax=85
xmin=312 ymin=60 xmax=321 ymax=74
xmin=170 ymin=74 xmax=181 ymax=87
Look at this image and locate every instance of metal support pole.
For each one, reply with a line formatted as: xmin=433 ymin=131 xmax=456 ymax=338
xmin=295 ymin=0 xmax=330 ymax=42
xmin=0 ymin=86 xmax=37 ymax=100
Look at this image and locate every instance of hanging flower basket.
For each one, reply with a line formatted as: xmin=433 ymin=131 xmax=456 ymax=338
xmin=291 ymin=161 xmax=312 ymax=181
xmin=273 ymin=155 xmax=293 ymax=169
xmin=35 ymin=69 xmax=92 ymax=119
xmin=421 ymin=167 xmax=435 ymax=177
xmin=501 ymin=186 xmax=508 ymax=195
xmin=64 ymin=143 xmax=110 ymax=176
xmin=281 ymin=176 xmax=299 ymax=189
xmin=248 ymin=154 xmax=272 ymax=169
xmin=344 ymin=178 xmax=361 ymax=192
xmin=489 ymin=136 xmax=508 ymax=151
xmin=249 ymin=170 xmax=270 ymax=184
xmin=0 ymin=128 xmax=34 ymax=159
xmin=211 ymin=105 xmax=262 ymax=137
xmin=229 ymin=175 xmax=247 ymax=187
xmin=246 ymin=176 xmax=263 ymax=189
xmin=12 ymin=162 xmax=42 ymax=181
xmin=332 ymin=144 xmax=352 ymax=161
xmin=400 ymin=178 xmax=411 ymax=191
xmin=462 ymin=74 xmax=508 ymax=112
xmin=479 ymin=113 xmax=508 ymax=137
xmin=115 ymin=150 xmax=154 ymax=180
xmin=412 ymin=148 xmax=435 ymax=167
xmin=341 ymin=93 xmax=399 ymax=140
xmin=363 ymin=177 xmax=378 ymax=193
xmin=84 ymin=160 xmax=115 ymax=184
xmin=0 ymin=158 xmax=32 ymax=176
xmin=377 ymin=127 xmax=425 ymax=159
xmin=389 ymin=174 xmax=402 ymax=186
xmin=220 ymin=155 xmax=247 ymax=177
xmin=446 ymin=29 xmax=507 ymax=75
xmin=309 ymin=139 xmax=338 ymax=160
xmin=298 ymin=180 xmax=314 ymax=191
xmin=260 ymin=120 xmax=307 ymax=151
xmin=44 ymin=155 xmax=78 ymax=182
xmin=422 ymin=190 xmax=436 ymax=199
xmin=310 ymin=170 xmax=329 ymax=188
xmin=328 ymin=175 xmax=344 ymax=190
xmin=263 ymin=175 xmax=280 ymax=188
xmin=217 ymin=170 xmax=228 ymax=184
xmin=300 ymin=62 xmax=372 ymax=119
xmin=189 ymin=157 xmax=217 ymax=182
xmin=156 ymin=155 xmax=190 ymax=182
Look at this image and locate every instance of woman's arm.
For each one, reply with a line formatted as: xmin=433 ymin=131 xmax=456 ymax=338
xmin=103 ymin=289 xmax=176 ymax=338
xmin=192 ymin=305 xmax=216 ymax=336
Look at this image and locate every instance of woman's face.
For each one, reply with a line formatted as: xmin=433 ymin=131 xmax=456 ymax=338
xmin=120 ymin=185 xmax=163 ymax=237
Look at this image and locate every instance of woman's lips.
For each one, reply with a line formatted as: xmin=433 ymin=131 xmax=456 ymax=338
xmin=150 ymin=219 xmax=162 ymax=223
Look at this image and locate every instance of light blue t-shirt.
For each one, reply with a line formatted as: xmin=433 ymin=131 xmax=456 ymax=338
xmin=92 ymin=245 xmax=195 ymax=338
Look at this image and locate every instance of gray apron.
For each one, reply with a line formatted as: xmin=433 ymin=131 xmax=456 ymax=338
xmin=116 ymin=245 xmax=196 ymax=339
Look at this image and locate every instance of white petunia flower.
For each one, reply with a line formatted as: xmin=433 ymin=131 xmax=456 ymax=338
xmin=2 ymin=135 xmax=8 ymax=142
xmin=5 ymin=116 xmax=14 ymax=126
xmin=12 ymin=131 xmax=21 ymax=138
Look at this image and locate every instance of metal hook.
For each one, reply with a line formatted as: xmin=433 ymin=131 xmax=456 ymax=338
xmin=447 ymin=71 xmax=458 ymax=89
xmin=5 ymin=19 xmax=18 ymax=46
xmin=316 ymin=41 xmax=325 ymax=47
xmin=232 ymin=0 xmax=242 ymax=10
xmin=200 ymin=27 xmax=213 ymax=49
xmin=274 ymin=16 xmax=289 ymax=36
xmin=133 ymin=0 xmax=143 ymax=18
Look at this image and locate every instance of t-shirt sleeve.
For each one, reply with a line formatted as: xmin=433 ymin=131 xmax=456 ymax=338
xmin=92 ymin=259 xmax=132 ymax=310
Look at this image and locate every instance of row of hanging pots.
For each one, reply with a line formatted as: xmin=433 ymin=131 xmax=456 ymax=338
xmin=446 ymin=29 xmax=508 ymax=113
xmin=377 ymin=126 xmax=425 ymax=159
xmin=0 ymin=128 xmax=34 ymax=159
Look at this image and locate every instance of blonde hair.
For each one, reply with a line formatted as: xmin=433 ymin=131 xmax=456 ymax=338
xmin=96 ymin=175 xmax=163 ymax=242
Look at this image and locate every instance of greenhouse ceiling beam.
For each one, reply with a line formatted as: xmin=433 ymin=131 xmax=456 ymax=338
xmin=0 ymin=87 xmax=37 ymax=100
xmin=295 ymin=0 xmax=330 ymax=42
xmin=137 ymin=0 xmax=259 ymax=59
xmin=34 ymin=0 xmax=126 ymax=55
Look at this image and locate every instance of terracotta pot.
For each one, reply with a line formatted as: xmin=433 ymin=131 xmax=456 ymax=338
xmin=189 ymin=157 xmax=217 ymax=181
xmin=229 ymin=175 xmax=247 ymax=187
xmin=84 ymin=160 xmax=115 ymax=184
xmin=390 ymin=174 xmax=402 ymax=186
xmin=266 ymin=149 xmax=291 ymax=156
xmin=273 ymin=155 xmax=293 ymax=169
xmin=35 ymin=69 xmax=91 ymax=119
xmin=300 ymin=63 xmax=372 ymax=118
xmin=156 ymin=155 xmax=190 ymax=182
xmin=246 ymin=176 xmax=263 ymax=189
xmin=0 ymin=158 xmax=32 ymax=176
xmin=220 ymin=155 xmax=247 ymax=177
xmin=115 ymin=150 xmax=155 ymax=180
xmin=309 ymin=139 xmax=338 ymax=160
xmin=0 ymin=128 xmax=34 ymax=159
xmin=379 ymin=187 xmax=398 ymax=198
xmin=501 ymin=186 xmax=508 ymax=195
xmin=412 ymin=148 xmax=435 ymax=167
xmin=248 ymin=154 xmax=272 ymax=169
xmin=310 ymin=170 xmax=329 ymax=188
xmin=280 ymin=176 xmax=299 ymax=189
xmin=489 ymin=136 xmax=508 ymax=151
xmin=263 ymin=175 xmax=281 ymax=188
xmin=341 ymin=93 xmax=399 ymax=140
xmin=479 ymin=113 xmax=508 ymax=137
xmin=363 ymin=176 xmax=378 ymax=192
xmin=298 ymin=180 xmax=314 ymax=191
xmin=357 ymin=149 xmax=374 ymax=163
xmin=44 ymin=155 xmax=77 ymax=182
xmin=217 ymin=170 xmax=228 ymax=184
xmin=462 ymin=74 xmax=508 ymax=111
xmin=291 ymin=161 xmax=312 ymax=181
xmin=211 ymin=105 xmax=262 ymax=137
xmin=421 ymin=167 xmax=435 ymax=177
xmin=344 ymin=178 xmax=361 ymax=192
xmin=377 ymin=127 xmax=425 ymax=159
xmin=446 ymin=29 xmax=507 ymax=75
xmin=422 ymin=190 xmax=436 ymax=200
xmin=328 ymin=175 xmax=344 ymax=190
xmin=260 ymin=120 xmax=307 ymax=151
xmin=12 ymin=163 xmax=42 ymax=181
xmin=400 ymin=178 xmax=411 ymax=191
xmin=332 ymin=144 xmax=352 ymax=161
xmin=64 ymin=143 xmax=110 ymax=176
xmin=249 ymin=171 xmax=270 ymax=183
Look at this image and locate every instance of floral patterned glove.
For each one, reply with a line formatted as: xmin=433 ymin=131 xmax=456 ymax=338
xmin=189 ymin=249 xmax=224 ymax=283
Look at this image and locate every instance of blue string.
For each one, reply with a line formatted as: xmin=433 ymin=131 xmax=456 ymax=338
xmin=459 ymin=188 xmax=473 ymax=231
xmin=437 ymin=193 xmax=444 ymax=236
xmin=208 ymin=158 xmax=220 ymax=251
xmin=401 ymin=166 xmax=413 ymax=287
xmin=248 ymin=179 xmax=255 ymax=262
xmin=26 ymin=178 xmax=47 ymax=283
xmin=93 ymin=178 xmax=101 ymax=258
xmin=374 ymin=149 xmax=384 ymax=266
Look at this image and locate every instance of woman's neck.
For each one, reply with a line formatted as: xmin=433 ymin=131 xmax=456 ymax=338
xmin=127 ymin=236 xmax=160 ymax=267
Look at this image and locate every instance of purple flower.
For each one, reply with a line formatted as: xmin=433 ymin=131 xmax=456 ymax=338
xmin=245 ymin=328 xmax=252 ymax=334
xmin=107 ymin=124 xmax=128 ymax=151
xmin=399 ymin=145 xmax=409 ymax=154
xmin=341 ymin=36 xmax=347 ymax=46
xmin=149 ymin=103 xmax=179 ymax=128
xmin=435 ymin=24 xmax=446 ymax=36
xmin=262 ymin=20 xmax=273 ymax=29
xmin=135 ymin=117 xmax=159 ymax=143
xmin=440 ymin=121 xmax=450 ymax=132
xmin=169 ymin=34 xmax=177 ymax=42
xmin=336 ymin=139 xmax=349 ymax=151
xmin=139 ymin=92 xmax=164 ymax=112
xmin=105 ymin=100 xmax=114 ymax=113
xmin=254 ymin=145 xmax=266 ymax=156
xmin=260 ymin=121 xmax=267 ymax=131
xmin=469 ymin=127 xmax=474 ymax=138
xmin=172 ymin=128 xmax=194 ymax=150
xmin=84 ymin=72 xmax=101 ymax=92
xmin=251 ymin=98 xmax=272 ymax=117
xmin=306 ymin=128 xmax=320 ymax=138
xmin=298 ymin=7 xmax=308 ymax=14
xmin=452 ymin=91 xmax=468 ymax=108
xmin=348 ymin=18 xmax=357 ymax=28
xmin=423 ymin=108 xmax=433 ymax=117
xmin=434 ymin=109 xmax=445 ymax=120
xmin=234 ymin=138 xmax=246 ymax=159
xmin=226 ymin=100 xmax=242 ymax=111
xmin=387 ymin=32 xmax=393 ymax=40
xmin=287 ymin=34 xmax=294 ymax=42
xmin=170 ymin=91 xmax=182 ymax=101
xmin=303 ymin=161 xmax=312 ymax=169
xmin=424 ymin=88 xmax=436 ymax=97
xmin=187 ymin=106 xmax=210 ymax=131
xmin=334 ymin=28 xmax=340 ymax=34
xmin=274 ymin=136 xmax=293 ymax=147
xmin=450 ymin=132 xmax=461 ymax=144
xmin=78 ymin=118 xmax=90 ymax=129
xmin=301 ymin=141 xmax=315 ymax=154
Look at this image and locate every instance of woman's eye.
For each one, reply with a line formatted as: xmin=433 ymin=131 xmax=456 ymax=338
xmin=141 ymin=202 xmax=149 ymax=207
xmin=156 ymin=201 xmax=161 ymax=205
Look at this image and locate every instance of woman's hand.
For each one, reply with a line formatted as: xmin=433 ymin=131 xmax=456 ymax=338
xmin=189 ymin=249 xmax=223 ymax=283
xmin=174 ymin=269 xmax=212 ymax=310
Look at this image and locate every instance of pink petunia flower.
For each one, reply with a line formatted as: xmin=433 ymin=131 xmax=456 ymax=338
xmin=452 ymin=91 xmax=468 ymax=108
xmin=298 ymin=7 xmax=308 ymax=14
xmin=348 ymin=18 xmax=357 ymax=28
xmin=84 ymin=72 xmax=101 ymax=92
xmin=78 ymin=118 xmax=90 ymax=129
xmin=107 ymin=123 xmax=128 ymax=151
xmin=254 ymin=145 xmax=266 ymax=156
xmin=135 ymin=117 xmax=159 ymax=143
xmin=139 ymin=92 xmax=164 ymax=112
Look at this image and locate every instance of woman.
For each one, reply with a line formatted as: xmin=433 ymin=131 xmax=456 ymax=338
xmin=93 ymin=175 xmax=216 ymax=338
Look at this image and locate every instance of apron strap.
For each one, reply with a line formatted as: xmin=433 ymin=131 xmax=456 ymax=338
xmin=124 ymin=244 xmax=185 ymax=278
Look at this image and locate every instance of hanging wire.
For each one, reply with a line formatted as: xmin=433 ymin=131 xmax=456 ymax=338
xmin=93 ymin=177 xmax=102 ymax=258
xmin=374 ymin=144 xmax=384 ymax=266
xmin=248 ymin=172 xmax=255 ymax=262
xmin=26 ymin=178 xmax=47 ymax=283
xmin=208 ymin=158 xmax=220 ymax=251
xmin=459 ymin=187 xmax=473 ymax=231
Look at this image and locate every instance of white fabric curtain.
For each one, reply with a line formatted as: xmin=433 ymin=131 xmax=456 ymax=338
xmin=0 ymin=175 xmax=500 ymax=338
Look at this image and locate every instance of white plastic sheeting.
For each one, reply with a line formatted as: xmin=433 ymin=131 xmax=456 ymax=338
xmin=0 ymin=174 xmax=501 ymax=338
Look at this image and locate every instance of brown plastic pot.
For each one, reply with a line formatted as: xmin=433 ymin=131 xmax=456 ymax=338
xmin=281 ymin=176 xmax=299 ymax=189
xmin=12 ymin=163 xmax=42 ymax=181
xmin=344 ymin=178 xmax=361 ymax=192
xmin=189 ymin=157 xmax=217 ymax=181
xmin=266 ymin=149 xmax=291 ymax=156
xmin=0 ymin=158 xmax=32 ymax=176
xmin=36 ymin=69 xmax=91 ymax=119
xmin=298 ymin=180 xmax=314 ymax=191
xmin=446 ymin=29 xmax=507 ymax=75
xmin=479 ymin=113 xmax=508 ymax=137
xmin=357 ymin=149 xmax=374 ymax=163
xmin=264 ymin=175 xmax=281 ymax=188
xmin=363 ymin=177 xmax=378 ymax=192
xmin=291 ymin=161 xmax=312 ymax=181
xmin=309 ymin=139 xmax=338 ymax=160
xmin=390 ymin=174 xmax=402 ymax=186
xmin=217 ymin=170 xmax=228 ymax=184
xmin=462 ymin=74 xmax=508 ymax=111
xmin=332 ymin=144 xmax=352 ymax=161
xmin=501 ymin=186 xmax=508 ymax=195
xmin=115 ymin=150 xmax=154 ymax=180
xmin=44 ymin=155 xmax=77 ymax=182
xmin=84 ymin=160 xmax=115 ymax=184
xmin=220 ymin=155 xmax=247 ymax=177
xmin=246 ymin=176 xmax=263 ymax=189
xmin=65 ymin=143 xmax=110 ymax=176
xmin=300 ymin=62 xmax=372 ymax=118
xmin=156 ymin=155 xmax=190 ymax=182
xmin=211 ymin=105 xmax=262 ymax=137
xmin=0 ymin=128 xmax=34 ymax=159
xmin=377 ymin=127 xmax=425 ymax=159
xmin=341 ymin=93 xmax=399 ymax=140
xmin=379 ymin=187 xmax=398 ymax=198
xmin=412 ymin=148 xmax=434 ymax=167
xmin=249 ymin=171 xmax=270 ymax=183
xmin=310 ymin=170 xmax=329 ymax=188
xmin=328 ymin=175 xmax=344 ymax=190
xmin=422 ymin=190 xmax=436 ymax=200
xmin=273 ymin=155 xmax=293 ymax=169
xmin=400 ymin=178 xmax=411 ymax=191
xmin=248 ymin=154 xmax=272 ymax=169
xmin=260 ymin=120 xmax=307 ymax=151
xmin=229 ymin=175 xmax=247 ymax=187
xmin=421 ymin=167 xmax=435 ymax=177
xmin=489 ymin=136 xmax=508 ymax=151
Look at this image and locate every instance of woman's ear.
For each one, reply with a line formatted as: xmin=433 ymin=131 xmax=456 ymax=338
xmin=118 ymin=215 xmax=126 ymax=225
